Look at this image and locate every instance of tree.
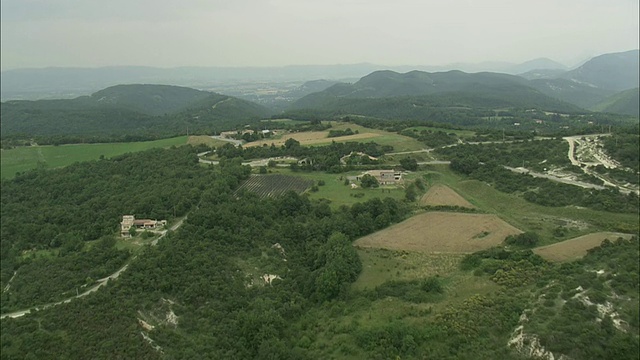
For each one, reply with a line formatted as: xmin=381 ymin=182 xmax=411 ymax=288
xmin=284 ymin=138 xmax=300 ymax=149
xmin=505 ymin=232 xmax=540 ymax=247
xmin=360 ymin=174 xmax=379 ymax=188
xmin=400 ymin=157 xmax=418 ymax=171
xmin=405 ymin=185 xmax=417 ymax=202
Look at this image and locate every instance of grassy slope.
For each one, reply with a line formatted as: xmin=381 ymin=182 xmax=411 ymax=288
xmin=1 ymin=136 xmax=188 ymax=179
xmin=296 ymin=163 xmax=638 ymax=359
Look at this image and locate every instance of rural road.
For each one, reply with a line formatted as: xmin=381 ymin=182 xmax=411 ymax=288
xmin=210 ymin=135 xmax=243 ymax=147
xmin=563 ymin=134 xmax=638 ymax=194
xmin=504 ymin=166 xmax=606 ymax=190
xmin=0 ymin=217 xmax=186 ymax=320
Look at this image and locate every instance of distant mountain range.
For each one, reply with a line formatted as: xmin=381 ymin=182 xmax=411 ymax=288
xmin=290 ymin=50 xmax=639 ymax=117
xmin=1 ymin=85 xmax=272 ymax=138
xmin=3 ymin=51 xmax=631 ymax=102
xmin=1 ymin=50 xmax=637 ymax=139
xmin=289 ymin=70 xmax=582 ymax=121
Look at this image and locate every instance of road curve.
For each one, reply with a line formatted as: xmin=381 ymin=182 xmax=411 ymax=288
xmin=1 ymin=218 xmax=186 ymax=320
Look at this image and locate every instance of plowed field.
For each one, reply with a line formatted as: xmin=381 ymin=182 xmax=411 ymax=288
xmin=420 ymin=184 xmax=475 ymax=208
xmin=533 ymin=232 xmax=634 ymax=262
xmin=236 ymin=174 xmax=313 ymax=198
xmin=354 ymin=212 xmax=522 ymax=253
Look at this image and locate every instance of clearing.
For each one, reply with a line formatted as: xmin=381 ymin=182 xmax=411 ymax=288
xmin=533 ymin=232 xmax=634 ymax=262
xmin=354 ymin=212 xmax=522 ymax=253
xmin=420 ymin=184 xmax=475 ymax=208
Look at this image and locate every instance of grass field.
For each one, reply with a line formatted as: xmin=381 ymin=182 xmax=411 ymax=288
xmin=533 ymin=232 xmax=634 ymax=262
xmin=186 ymin=135 xmax=229 ymax=148
xmin=265 ymin=168 xmax=406 ymax=207
xmin=1 ymin=136 xmax=188 ymax=179
xmin=424 ymin=165 xmax=640 ymax=241
xmin=244 ymin=122 xmax=425 ymax=152
xmin=354 ymin=212 xmax=523 ymax=253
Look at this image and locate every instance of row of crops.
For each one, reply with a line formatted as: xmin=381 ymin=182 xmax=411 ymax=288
xmin=236 ymin=174 xmax=314 ymax=198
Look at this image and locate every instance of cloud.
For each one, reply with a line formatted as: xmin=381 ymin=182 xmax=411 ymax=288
xmin=1 ymin=0 xmax=638 ymax=69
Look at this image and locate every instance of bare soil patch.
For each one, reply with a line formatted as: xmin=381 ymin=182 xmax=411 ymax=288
xmin=245 ymin=132 xmax=380 ymax=148
xmin=187 ymin=136 xmax=227 ymax=147
xmin=420 ymin=184 xmax=475 ymax=208
xmin=354 ymin=212 xmax=522 ymax=253
xmin=533 ymin=232 xmax=633 ymax=262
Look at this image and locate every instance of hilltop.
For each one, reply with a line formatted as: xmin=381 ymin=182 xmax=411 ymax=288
xmin=0 ymin=84 xmax=273 ymax=138
xmin=290 ymin=70 xmax=581 ymax=118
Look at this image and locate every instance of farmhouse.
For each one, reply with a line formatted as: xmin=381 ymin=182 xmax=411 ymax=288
xmin=355 ymin=170 xmax=402 ymax=185
xmin=121 ymin=215 xmax=167 ymax=237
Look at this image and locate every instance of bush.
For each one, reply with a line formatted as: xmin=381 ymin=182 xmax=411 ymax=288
xmin=505 ymin=232 xmax=540 ymax=247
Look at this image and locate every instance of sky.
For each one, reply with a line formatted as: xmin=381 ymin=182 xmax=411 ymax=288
xmin=1 ymin=0 xmax=638 ymax=71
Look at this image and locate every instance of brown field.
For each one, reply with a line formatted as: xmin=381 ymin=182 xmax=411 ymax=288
xmin=244 ymin=131 xmax=381 ymax=147
xmin=420 ymin=184 xmax=475 ymax=208
xmin=354 ymin=212 xmax=522 ymax=253
xmin=187 ymin=136 xmax=228 ymax=147
xmin=533 ymin=232 xmax=634 ymax=262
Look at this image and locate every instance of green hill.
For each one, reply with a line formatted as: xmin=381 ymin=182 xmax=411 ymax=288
xmin=90 ymin=84 xmax=212 ymax=116
xmin=1 ymin=85 xmax=273 ymax=138
xmin=560 ymin=50 xmax=639 ymax=91
xmin=591 ymin=88 xmax=640 ymax=117
xmin=291 ymin=70 xmax=581 ymax=118
xmin=528 ymin=78 xmax=615 ymax=109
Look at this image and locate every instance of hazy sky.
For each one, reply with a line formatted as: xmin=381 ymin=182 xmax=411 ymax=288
xmin=1 ymin=0 xmax=638 ymax=70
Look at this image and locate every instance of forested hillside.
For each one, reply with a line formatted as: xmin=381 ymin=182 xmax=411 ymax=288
xmin=290 ymin=70 xmax=581 ymax=119
xmin=0 ymin=84 xmax=273 ymax=139
xmin=592 ymin=88 xmax=640 ymax=117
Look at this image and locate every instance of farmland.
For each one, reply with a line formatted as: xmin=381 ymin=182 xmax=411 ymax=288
xmin=236 ymin=174 xmax=314 ymax=198
xmin=1 ymin=136 xmax=188 ymax=179
xmin=264 ymin=168 xmax=406 ymax=207
xmin=533 ymin=231 xmax=635 ymax=262
xmin=245 ymin=122 xmax=425 ymax=152
xmin=354 ymin=212 xmax=523 ymax=253
xmin=420 ymin=184 xmax=475 ymax=208
xmin=186 ymin=135 xmax=229 ymax=148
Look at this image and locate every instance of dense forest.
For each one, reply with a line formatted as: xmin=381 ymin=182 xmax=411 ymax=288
xmin=0 ymin=85 xmax=272 ymax=140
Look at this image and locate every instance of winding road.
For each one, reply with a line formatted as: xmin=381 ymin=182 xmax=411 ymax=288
xmin=0 ymin=217 xmax=186 ymax=320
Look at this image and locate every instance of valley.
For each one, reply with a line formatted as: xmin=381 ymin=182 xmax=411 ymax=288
xmin=1 ymin=49 xmax=638 ymax=360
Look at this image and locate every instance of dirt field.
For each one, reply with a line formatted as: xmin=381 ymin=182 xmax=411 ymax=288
xmin=187 ymin=136 xmax=228 ymax=147
xmin=533 ymin=232 xmax=634 ymax=262
xmin=354 ymin=212 xmax=522 ymax=253
xmin=244 ymin=132 xmax=381 ymax=148
xmin=420 ymin=184 xmax=475 ymax=208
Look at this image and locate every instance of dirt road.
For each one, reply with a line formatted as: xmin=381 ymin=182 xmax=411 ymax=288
xmin=0 ymin=218 xmax=186 ymax=320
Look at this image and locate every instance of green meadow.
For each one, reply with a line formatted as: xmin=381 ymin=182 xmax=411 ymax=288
xmin=1 ymin=136 xmax=188 ymax=179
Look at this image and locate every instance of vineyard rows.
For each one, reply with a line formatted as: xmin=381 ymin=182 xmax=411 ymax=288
xmin=236 ymin=174 xmax=314 ymax=198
